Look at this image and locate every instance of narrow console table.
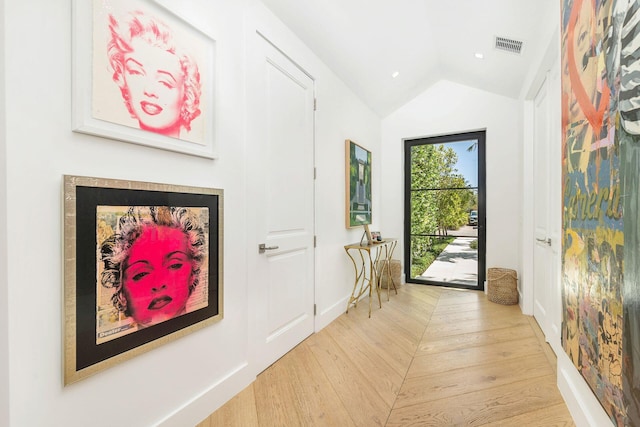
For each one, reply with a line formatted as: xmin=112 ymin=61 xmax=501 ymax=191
xmin=344 ymin=238 xmax=398 ymax=317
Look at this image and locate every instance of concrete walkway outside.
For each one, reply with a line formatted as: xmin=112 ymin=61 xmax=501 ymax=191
xmin=419 ymin=237 xmax=478 ymax=286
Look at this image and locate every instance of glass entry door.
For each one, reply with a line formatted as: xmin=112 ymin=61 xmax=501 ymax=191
xmin=404 ymin=130 xmax=486 ymax=290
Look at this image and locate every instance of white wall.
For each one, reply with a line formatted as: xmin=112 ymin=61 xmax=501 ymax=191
xmin=314 ymin=73 xmax=383 ymax=329
xmin=0 ymin=0 xmax=9 ymax=425
xmin=4 ymin=0 xmax=252 ymax=425
xmin=380 ymin=81 xmax=522 ymax=280
xmin=1 ymin=0 xmax=381 ymax=426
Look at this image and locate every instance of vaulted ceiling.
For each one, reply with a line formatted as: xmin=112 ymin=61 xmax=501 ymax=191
xmin=260 ymin=0 xmax=558 ymax=117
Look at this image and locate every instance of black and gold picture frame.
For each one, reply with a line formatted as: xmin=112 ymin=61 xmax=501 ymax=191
xmin=63 ymin=175 xmax=223 ymax=385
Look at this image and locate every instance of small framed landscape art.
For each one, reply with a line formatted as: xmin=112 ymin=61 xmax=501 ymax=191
xmin=345 ymin=139 xmax=372 ymax=228
xmin=72 ymin=0 xmax=217 ymax=158
xmin=63 ymin=175 xmax=223 ymax=385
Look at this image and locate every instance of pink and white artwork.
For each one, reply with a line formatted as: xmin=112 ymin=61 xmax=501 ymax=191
xmin=92 ymin=0 xmax=209 ymax=145
xmin=73 ymin=0 xmax=216 ymax=157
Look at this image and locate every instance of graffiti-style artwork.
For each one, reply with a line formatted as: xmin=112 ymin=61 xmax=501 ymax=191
xmin=63 ymin=176 xmax=224 ymax=385
xmin=561 ymin=0 xmax=640 ymax=425
xmin=96 ymin=206 xmax=210 ymax=344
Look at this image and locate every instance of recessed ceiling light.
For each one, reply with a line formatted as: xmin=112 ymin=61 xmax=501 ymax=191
xmin=475 ymin=53 xmax=484 ymax=59
xmin=392 ymin=71 xmax=400 ymax=78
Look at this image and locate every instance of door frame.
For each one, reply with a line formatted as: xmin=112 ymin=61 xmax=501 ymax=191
xmin=403 ymin=129 xmax=487 ymax=291
xmin=521 ymin=28 xmax=562 ymax=352
xmin=524 ymin=54 xmax=562 ymax=355
xmin=532 ymin=75 xmax=552 ymax=335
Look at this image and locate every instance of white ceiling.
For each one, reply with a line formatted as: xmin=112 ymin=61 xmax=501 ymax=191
xmin=259 ymin=0 xmax=557 ymax=117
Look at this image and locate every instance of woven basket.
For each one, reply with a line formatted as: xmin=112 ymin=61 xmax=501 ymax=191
xmin=380 ymin=259 xmax=402 ymax=289
xmin=487 ymin=268 xmax=518 ymax=305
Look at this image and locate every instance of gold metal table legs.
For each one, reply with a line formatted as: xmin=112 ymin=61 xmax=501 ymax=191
xmin=344 ymin=245 xmax=382 ymax=317
xmin=344 ymin=238 xmax=398 ymax=317
xmin=377 ymin=239 xmax=398 ymax=302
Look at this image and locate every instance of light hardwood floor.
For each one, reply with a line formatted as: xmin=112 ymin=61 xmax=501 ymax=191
xmin=197 ymin=283 xmax=575 ymax=426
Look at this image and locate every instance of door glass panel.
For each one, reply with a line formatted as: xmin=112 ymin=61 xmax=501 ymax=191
xmin=406 ymin=137 xmax=483 ymax=288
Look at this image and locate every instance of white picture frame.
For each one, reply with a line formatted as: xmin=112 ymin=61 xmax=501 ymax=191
xmin=72 ymin=0 xmax=217 ymax=159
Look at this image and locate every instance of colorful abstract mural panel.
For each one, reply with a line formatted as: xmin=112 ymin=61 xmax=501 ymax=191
xmin=562 ymin=0 xmax=640 ymax=425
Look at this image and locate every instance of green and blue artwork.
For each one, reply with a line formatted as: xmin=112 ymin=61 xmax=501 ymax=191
xmin=346 ymin=140 xmax=372 ymax=227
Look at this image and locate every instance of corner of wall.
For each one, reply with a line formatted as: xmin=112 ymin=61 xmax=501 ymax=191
xmin=520 ymin=100 xmax=535 ymax=316
xmin=0 ymin=0 xmax=9 ymax=423
xmin=314 ymin=299 xmax=347 ymax=332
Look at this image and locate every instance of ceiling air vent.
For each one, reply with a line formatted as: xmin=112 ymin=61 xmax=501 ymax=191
xmin=494 ymin=36 xmax=523 ymax=54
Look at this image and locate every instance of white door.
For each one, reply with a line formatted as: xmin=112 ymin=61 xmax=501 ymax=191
xmin=532 ymin=63 xmax=562 ymax=354
xmin=247 ymin=34 xmax=315 ymax=374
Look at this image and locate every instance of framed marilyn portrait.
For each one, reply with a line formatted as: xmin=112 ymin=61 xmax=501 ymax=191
xmin=72 ymin=0 xmax=217 ymax=158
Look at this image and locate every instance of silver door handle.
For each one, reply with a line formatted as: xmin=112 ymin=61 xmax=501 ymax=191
xmin=536 ymin=237 xmax=551 ymax=246
xmin=259 ymin=243 xmax=279 ymax=253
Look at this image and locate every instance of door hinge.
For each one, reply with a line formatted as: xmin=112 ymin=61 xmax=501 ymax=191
xmin=314 ymin=304 xmax=317 ymax=315
xmin=314 ymin=167 xmax=317 ymax=180
xmin=314 ymin=235 xmax=317 ymax=247
xmin=314 ymin=98 xmax=317 ymax=111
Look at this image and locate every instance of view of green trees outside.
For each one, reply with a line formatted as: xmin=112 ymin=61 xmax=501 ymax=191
xmin=409 ymin=144 xmax=477 ymax=278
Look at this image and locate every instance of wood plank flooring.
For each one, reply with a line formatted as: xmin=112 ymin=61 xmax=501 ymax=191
xmin=197 ymin=284 xmax=575 ymax=426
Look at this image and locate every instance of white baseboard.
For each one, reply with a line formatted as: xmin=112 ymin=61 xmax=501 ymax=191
xmin=156 ymin=362 xmax=254 ymax=427
xmin=315 ymin=295 xmax=350 ymax=331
